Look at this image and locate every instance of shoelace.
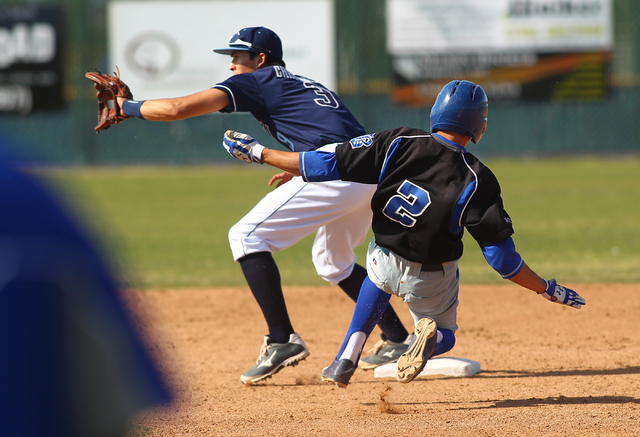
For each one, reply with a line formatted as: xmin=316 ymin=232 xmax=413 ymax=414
xmin=367 ymin=339 xmax=386 ymax=355
xmin=255 ymin=337 xmax=271 ymax=364
xmin=367 ymin=334 xmax=414 ymax=355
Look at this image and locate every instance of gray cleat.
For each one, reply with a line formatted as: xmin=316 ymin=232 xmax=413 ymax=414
xmin=321 ymin=358 xmax=357 ymax=388
xmin=358 ymin=334 xmax=413 ymax=370
xmin=241 ymin=333 xmax=310 ymax=385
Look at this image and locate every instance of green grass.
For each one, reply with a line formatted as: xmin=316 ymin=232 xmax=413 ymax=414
xmin=39 ymin=156 xmax=640 ymax=288
xmin=460 ymin=155 xmax=640 ymax=283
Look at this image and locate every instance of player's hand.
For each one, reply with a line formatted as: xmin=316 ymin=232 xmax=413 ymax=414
xmin=268 ymin=172 xmax=295 ymax=188
xmin=541 ymin=279 xmax=585 ymax=309
xmin=223 ymin=130 xmax=265 ymax=164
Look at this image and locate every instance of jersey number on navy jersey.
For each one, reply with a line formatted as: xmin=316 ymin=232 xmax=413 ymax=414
xmin=303 ymin=82 xmax=339 ymax=108
xmin=382 ymin=180 xmax=431 ymax=227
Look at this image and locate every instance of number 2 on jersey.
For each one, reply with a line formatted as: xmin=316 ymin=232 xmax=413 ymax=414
xmin=383 ymin=180 xmax=431 ymax=227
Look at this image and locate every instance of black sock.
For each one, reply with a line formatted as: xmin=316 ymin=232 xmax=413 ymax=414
xmin=337 ymin=264 xmax=409 ymax=343
xmin=239 ymin=252 xmax=293 ymax=344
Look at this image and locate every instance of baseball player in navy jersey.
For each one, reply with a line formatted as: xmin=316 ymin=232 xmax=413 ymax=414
xmin=116 ymin=26 xmax=411 ymax=384
xmin=222 ymin=79 xmax=586 ymax=388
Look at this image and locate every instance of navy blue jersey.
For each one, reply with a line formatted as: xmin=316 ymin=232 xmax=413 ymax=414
xmin=335 ymin=127 xmax=514 ymax=265
xmin=214 ymin=66 xmax=365 ymax=152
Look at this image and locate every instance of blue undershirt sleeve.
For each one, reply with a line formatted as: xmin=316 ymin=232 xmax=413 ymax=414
xmin=481 ymin=236 xmax=524 ymax=279
xmin=299 ymin=151 xmax=340 ymax=182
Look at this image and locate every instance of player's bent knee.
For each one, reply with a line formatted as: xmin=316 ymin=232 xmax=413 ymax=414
xmin=314 ymin=262 xmax=357 ymax=286
xmin=312 ymin=250 xmax=358 ymax=285
xmin=228 ymin=223 xmax=276 ymax=261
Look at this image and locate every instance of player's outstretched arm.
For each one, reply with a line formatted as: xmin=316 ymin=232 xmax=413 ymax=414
xmin=481 ymin=238 xmax=585 ymax=309
xmin=261 ymin=149 xmax=302 ymax=174
xmin=223 ymin=130 xmax=301 ymax=172
xmin=117 ymin=88 xmax=230 ymax=121
xmin=509 ymin=263 xmax=585 ymax=309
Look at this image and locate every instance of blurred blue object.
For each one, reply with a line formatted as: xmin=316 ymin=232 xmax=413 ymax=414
xmin=0 ymin=155 xmax=170 ymax=437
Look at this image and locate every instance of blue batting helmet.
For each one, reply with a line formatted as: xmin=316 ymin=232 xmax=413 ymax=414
xmin=430 ymin=80 xmax=488 ymax=144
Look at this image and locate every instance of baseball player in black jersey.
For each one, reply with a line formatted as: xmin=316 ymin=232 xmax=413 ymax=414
xmin=222 ymin=79 xmax=586 ymax=387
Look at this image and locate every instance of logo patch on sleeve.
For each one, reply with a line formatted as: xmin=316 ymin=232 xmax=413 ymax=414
xmin=349 ymin=134 xmax=374 ymax=149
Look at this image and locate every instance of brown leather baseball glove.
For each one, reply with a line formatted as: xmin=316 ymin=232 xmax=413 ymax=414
xmin=85 ymin=68 xmax=133 ymax=133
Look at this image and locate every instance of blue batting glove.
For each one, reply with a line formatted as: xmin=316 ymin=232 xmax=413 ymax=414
xmin=222 ymin=130 xmax=264 ymax=164
xmin=541 ymin=279 xmax=585 ymax=309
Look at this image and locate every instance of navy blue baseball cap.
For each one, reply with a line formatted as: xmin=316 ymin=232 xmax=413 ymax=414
xmin=213 ymin=26 xmax=283 ymax=59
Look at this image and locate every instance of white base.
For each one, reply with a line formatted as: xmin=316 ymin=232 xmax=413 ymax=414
xmin=373 ymin=357 xmax=481 ymax=379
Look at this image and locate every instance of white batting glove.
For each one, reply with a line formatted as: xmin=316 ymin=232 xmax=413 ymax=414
xmin=223 ymin=130 xmax=265 ymax=164
xmin=541 ymin=279 xmax=585 ymax=309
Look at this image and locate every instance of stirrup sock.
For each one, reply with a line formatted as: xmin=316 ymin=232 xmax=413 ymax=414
xmin=434 ymin=329 xmax=456 ymax=356
xmin=335 ymin=276 xmax=391 ymax=361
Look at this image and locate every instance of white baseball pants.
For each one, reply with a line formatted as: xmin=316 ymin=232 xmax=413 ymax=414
xmin=229 ymin=176 xmax=376 ymax=285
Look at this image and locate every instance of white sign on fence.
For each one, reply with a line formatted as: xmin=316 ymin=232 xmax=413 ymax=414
xmin=385 ymin=0 xmax=613 ymax=103
xmin=386 ymin=0 xmax=612 ymax=55
xmin=108 ymin=0 xmax=334 ymax=100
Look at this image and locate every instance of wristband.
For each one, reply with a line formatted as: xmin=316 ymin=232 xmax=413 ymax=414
xmin=122 ymin=99 xmax=146 ymax=119
xmin=252 ymin=144 xmax=265 ymax=163
xmin=541 ymin=279 xmax=554 ymax=300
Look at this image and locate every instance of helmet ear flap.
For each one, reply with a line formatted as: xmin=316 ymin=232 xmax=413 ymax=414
xmin=430 ymin=80 xmax=488 ymax=144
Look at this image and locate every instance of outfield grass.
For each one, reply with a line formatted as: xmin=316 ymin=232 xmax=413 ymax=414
xmin=462 ymin=155 xmax=640 ymax=284
xmin=42 ymin=155 xmax=640 ymax=288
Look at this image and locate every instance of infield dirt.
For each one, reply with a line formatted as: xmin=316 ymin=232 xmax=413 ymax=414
xmin=125 ymin=283 xmax=640 ymax=436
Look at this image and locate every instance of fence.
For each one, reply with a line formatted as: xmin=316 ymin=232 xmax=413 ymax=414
xmin=1 ymin=0 xmax=638 ymax=165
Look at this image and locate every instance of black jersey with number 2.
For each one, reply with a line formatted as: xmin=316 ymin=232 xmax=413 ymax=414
xmin=335 ymin=127 xmax=515 ymax=265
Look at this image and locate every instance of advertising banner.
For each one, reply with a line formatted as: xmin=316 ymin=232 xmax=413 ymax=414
xmin=0 ymin=7 xmax=65 ymax=114
xmin=108 ymin=0 xmax=334 ymax=100
xmin=386 ymin=0 xmax=613 ymax=105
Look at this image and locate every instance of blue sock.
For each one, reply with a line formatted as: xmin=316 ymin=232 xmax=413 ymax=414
xmin=335 ymin=276 xmax=391 ymax=362
xmin=338 ymin=264 xmax=408 ymax=343
xmin=434 ymin=328 xmax=456 ymax=356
